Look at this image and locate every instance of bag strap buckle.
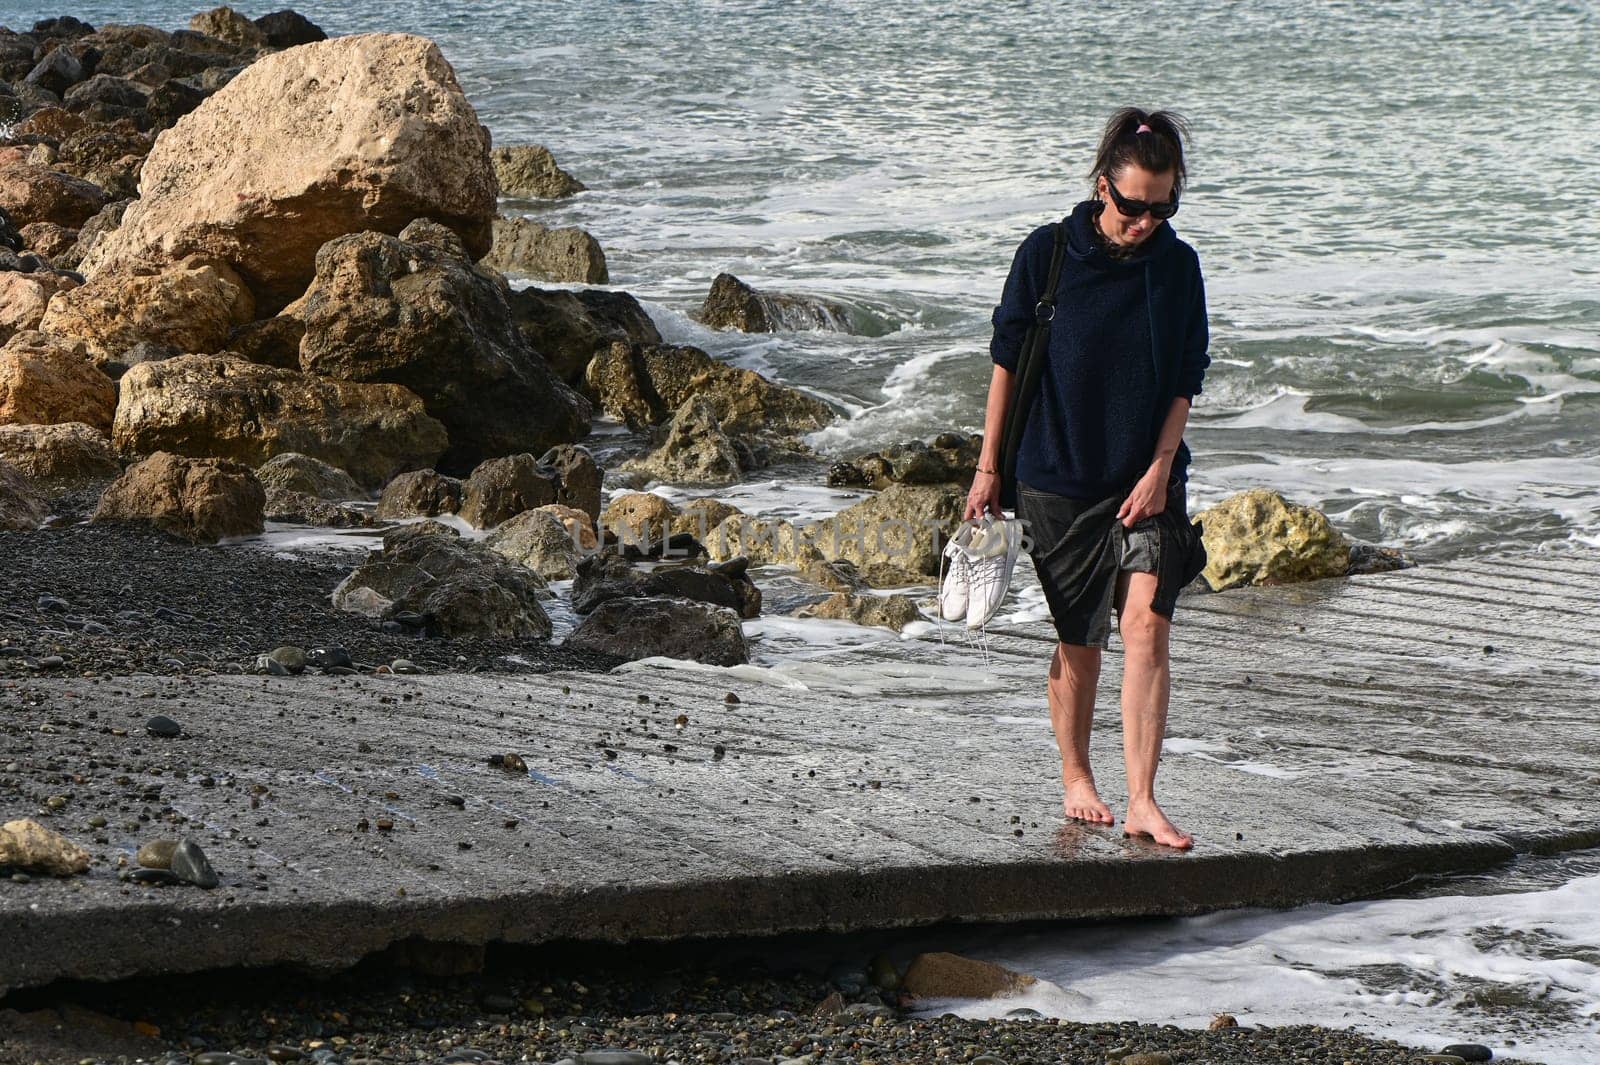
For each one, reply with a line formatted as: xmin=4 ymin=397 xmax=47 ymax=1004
xmin=1034 ymin=299 xmax=1055 ymax=323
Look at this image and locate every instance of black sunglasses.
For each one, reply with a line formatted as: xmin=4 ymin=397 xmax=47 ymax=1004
xmin=1104 ymin=176 xmax=1180 ymax=220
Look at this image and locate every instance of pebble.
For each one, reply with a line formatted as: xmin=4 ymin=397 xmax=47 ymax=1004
xmin=308 ymin=645 xmax=354 ymax=670
xmin=146 ymin=715 xmax=182 ymax=738
xmin=138 ymin=839 xmax=178 ymax=870
xmin=1122 ymin=1055 xmax=1173 ymax=1065
xmin=1441 ymin=1046 xmax=1492 ymax=1063
xmin=392 ymin=658 xmax=423 ymax=674
xmin=255 ymin=654 xmax=290 ymax=677
xmin=171 ymin=839 xmax=220 ymax=889
xmin=129 ymin=868 xmax=182 ymax=886
xmin=266 ymin=1047 xmax=304 ymax=1062
xmin=37 ymin=595 xmax=69 ymax=613
xmin=576 ymin=1053 xmax=651 ymax=1065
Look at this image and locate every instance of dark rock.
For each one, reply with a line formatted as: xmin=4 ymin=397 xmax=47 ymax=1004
xmin=1440 ymin=1046 xmax=1492 ymax=1063
xmin=307 ymin=646 xmax=353 ymax=670
xmin=253 ymin=10 xmax=328 ymax=48
xmin=145 ymin=77 xmax=207 ymax=127
xmin=539 ymin=444 xmax=602 ymax=521
xmin=62 ymin=73 xmax=148 ymax=112
xmin=297 ymin=219 xmax=591 ymax=472
xmin=1347 ymin=542 xmax=1416 ymax=575
xmin=565 ymin=594 xmax=748 ymax=666
xmin=145 ymin=714 xmax=181 ymax=738
xmin=170 ymin=838 xmax=219 ymax=888
xmin=699 ymin=271 xmax=851 ymax=333
xmin=458 ymin=453 xmax=558 ymax=529
xmin=572 ymin=550 xmax=759 ymax=618
xmin=55 ymin=197 xmax=130 ymax=272
xmin=24 ymin=47 xmax=84 ymax=97
xmin=225 ymin=315 xmax=303 ymax=370
xmin=129 ymin=867 xmax=181 ymax=885
xmin=332 ymin=521 xmax=552 ymax=639
xmin=375 ymin=469 xmax=462 ymax=520
xmin=828 ymin=433 xmax=982 ymax=489
xmin=505 ymin=285 xmax=661 ymax=388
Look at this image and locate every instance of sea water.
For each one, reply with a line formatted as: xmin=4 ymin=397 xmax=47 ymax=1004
xmin=11 ymin=2 xmax=1598 ymax=1057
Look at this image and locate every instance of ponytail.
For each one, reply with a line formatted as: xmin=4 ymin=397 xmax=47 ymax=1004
xmin=1088 ymin=108 xmax=1191 ymax=195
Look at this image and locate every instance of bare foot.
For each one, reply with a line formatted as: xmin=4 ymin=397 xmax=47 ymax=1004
xmin=1123 ymin=799 xmax=1193 ymax=849
xmin=1061 ymin=776 xmax=1115 ymax=825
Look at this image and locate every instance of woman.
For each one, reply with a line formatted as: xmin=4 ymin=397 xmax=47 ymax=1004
xmin=967 ymin=108 xmax=1210 ymax=850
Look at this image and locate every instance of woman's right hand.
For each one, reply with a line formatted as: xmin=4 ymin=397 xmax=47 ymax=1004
xmin=965 ymin=469 xmax=1002 ymax=521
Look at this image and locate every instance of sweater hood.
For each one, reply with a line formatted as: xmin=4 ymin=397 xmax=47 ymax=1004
xmin=1065 ymin=198 xmax=1178 ymax=267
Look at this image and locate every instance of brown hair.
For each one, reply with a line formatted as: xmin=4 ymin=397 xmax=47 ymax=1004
xmin=1088 ymin=108 xmax=1192 ymax=197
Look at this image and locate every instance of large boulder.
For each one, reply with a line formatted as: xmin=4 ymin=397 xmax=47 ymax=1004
xmin=113 ymin=354 xmax=447 ymax=487
xmin=670 ymin=497 xmax=743 ymax=540
xmin=0 ymin=422 xmax=119 ymax=488
xmin=586 ymin=340 xmax=832 ymax=437
xmin=18 ymin=221 xmax=78 ymax=259
xmin=0 ymin=160 xmax=109 ymax=228
xmin=79 ymin=33 xmax=497 ymax=313
xmin=253 ymin=10 xmax=328 ymax=49
xmin=699 ymin=271 xmax=850 ymax=333
xmin=0 ymin=330 xmax=117 ymax=432
xmin=92 ymin=450 xmax=265 ymax=542
xmin=457 ymin=452 xmax=558 ymax=529
xmin=481 ymin=217 xmax=608 ymax=283
xmin=254 ymin=452 xmax=363 ymax=501
xmin=375 ymin=468 xmax=461 ymax=520
xmin=704 ymin=513 xmax=822 ymax=569
xmin=600 ymin=491 xmax=679 ymax=550
xmin=0 ymin=459 xmax=50 ymax=530
xmin=1199 ymin=488 xmax=1351 ymax=591
xmin=620 ymin=396 xmax=742 ymax=486
xmin=0 ymin=270 xmax=79 ymax=343
xmin=332 ymin=521 xmax=551 ymax=639
xmin=37 ymin=255 xmax=255 ymax=364
xmin=295 ymin=220 xmax=591 ymax=470
xmin=564 ymin=595 xmax=747 ymax=666
xmin=810 ymin=483 xmax=966 ymax=581
xmin=491 ymin=145 xmax=585 ymax=199
xmin=263 ymin=488 xmax=373 ymax=529
xmin=572 ymin=550 xmax=759 ymax=619
xmin=901 ymin=952 xmax=1038 ymax=1001
xmin=505 ymin=286 xmax=661 ymax=388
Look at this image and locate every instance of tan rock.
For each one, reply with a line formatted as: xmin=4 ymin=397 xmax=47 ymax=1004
xmin=700 ymin=271 xmax=851 ymax=333
xmin=375 ymin=469 xmax=461 ymax=520
xmin=600 ymin=491 xmax=679 ymax=548
xmin=188 ymin=6 xmax=267 ymax=49
xmin=620 ymin=396 xmax=742 ymax=486
xmin=704 ymin=513 xmax=822 ymax=569
xmin=1198 ymin=488 xmax=1350 ymax=591
xmin=481 ymin=216 xmax=608 ymax=283
xmin=15 ymin=107 xmax=87 ymax=141
xmin=485 ymin=508 xmax=583 ymax=581
xmin=263 ymin=488 xmax=374 ymax=529
xmin=0 ymin=161 xmax=108 ymax=228
xmin=0 ymin=459 xmax=51 ymax=530
xmin=38 ymin=256 xmax=254 ymax=363
xmin=0 ymin=422 xmax=120 ymax=487
xmin=0 ymin=330 xmax=117 ymax=432
xmin=0 ymin=271 xmax=79 ymax=344
xmin=795 ymin=592 xmax=923 ymax=631
xmin=18 ymin=221 xmax=78 ymax=258
xmin=670 ymin=497 xmax=743 ymax=540
xmin=586 ymin=340 xmax=832 ymax=437
xmin=0 ymin=819 xmax=91 ymax=876
xmin=80 ymin=34 xmax=497 ymax=312
xmin=491 ymin=145 xmax=585 ymax=199
xmin=113 ymin=354 xmax=447 ymax=488
xmin=901 ymin=952 xmax=1038 ymax=1001
xmin=254 ymin=452 xmax=363 ymax=501
xmin=810 ymin=483 xmax=966 ymax=580
xmin=539 ymin=502 xmax=598 ymax=550
xmin=92 ymin=450 xmax=265 ymax=542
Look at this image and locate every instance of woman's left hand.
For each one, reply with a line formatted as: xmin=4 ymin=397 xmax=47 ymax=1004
xmin=1117 ymin=464 xmax=1170 ymax=527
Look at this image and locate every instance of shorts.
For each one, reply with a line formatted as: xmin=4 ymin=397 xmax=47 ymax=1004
xmin=1016 ymin=476 xmax=1206 ymax=649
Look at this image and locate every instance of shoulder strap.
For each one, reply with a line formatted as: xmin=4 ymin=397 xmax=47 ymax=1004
xmin=1035 ymin=220 xmax=1068 ymax=322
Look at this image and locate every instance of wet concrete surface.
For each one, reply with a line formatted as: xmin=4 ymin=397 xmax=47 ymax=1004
xmin=2 ymin=549 xmax=1598 ymax=994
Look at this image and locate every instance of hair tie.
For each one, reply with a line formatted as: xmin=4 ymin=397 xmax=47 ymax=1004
xmin=1136 ymin=123 xmax=1153 ymax=134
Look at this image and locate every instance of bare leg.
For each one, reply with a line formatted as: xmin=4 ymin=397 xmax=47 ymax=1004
xmin=1115 ymin=570 xmax=1193 ymax=849
xmin=1048 ymin=641 xmax=1114 ymax=824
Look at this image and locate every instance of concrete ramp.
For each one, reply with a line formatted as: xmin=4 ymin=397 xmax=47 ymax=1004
xmin=3 ymin=549 xmax=1598 ymax=993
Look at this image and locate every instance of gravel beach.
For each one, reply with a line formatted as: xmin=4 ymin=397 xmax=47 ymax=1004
xmin=0 ymin=519 xmax=622 ymax=678
xmin=0 ymin=936 xmax=1538 ymax=1065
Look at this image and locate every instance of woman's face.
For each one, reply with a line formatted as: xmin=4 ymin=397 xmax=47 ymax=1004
xmin=1095 ymin=165 xmax=1176 ymax=248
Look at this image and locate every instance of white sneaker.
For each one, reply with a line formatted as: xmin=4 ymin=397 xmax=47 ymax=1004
xmin=938 ymin=522 xmax=977 ymax=622
xmin=964 ymin=515 xmax=1023 ymax=629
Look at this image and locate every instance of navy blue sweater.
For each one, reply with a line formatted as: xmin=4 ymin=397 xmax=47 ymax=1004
xmin=990 ymin=199 xmax=1210 ymax=499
